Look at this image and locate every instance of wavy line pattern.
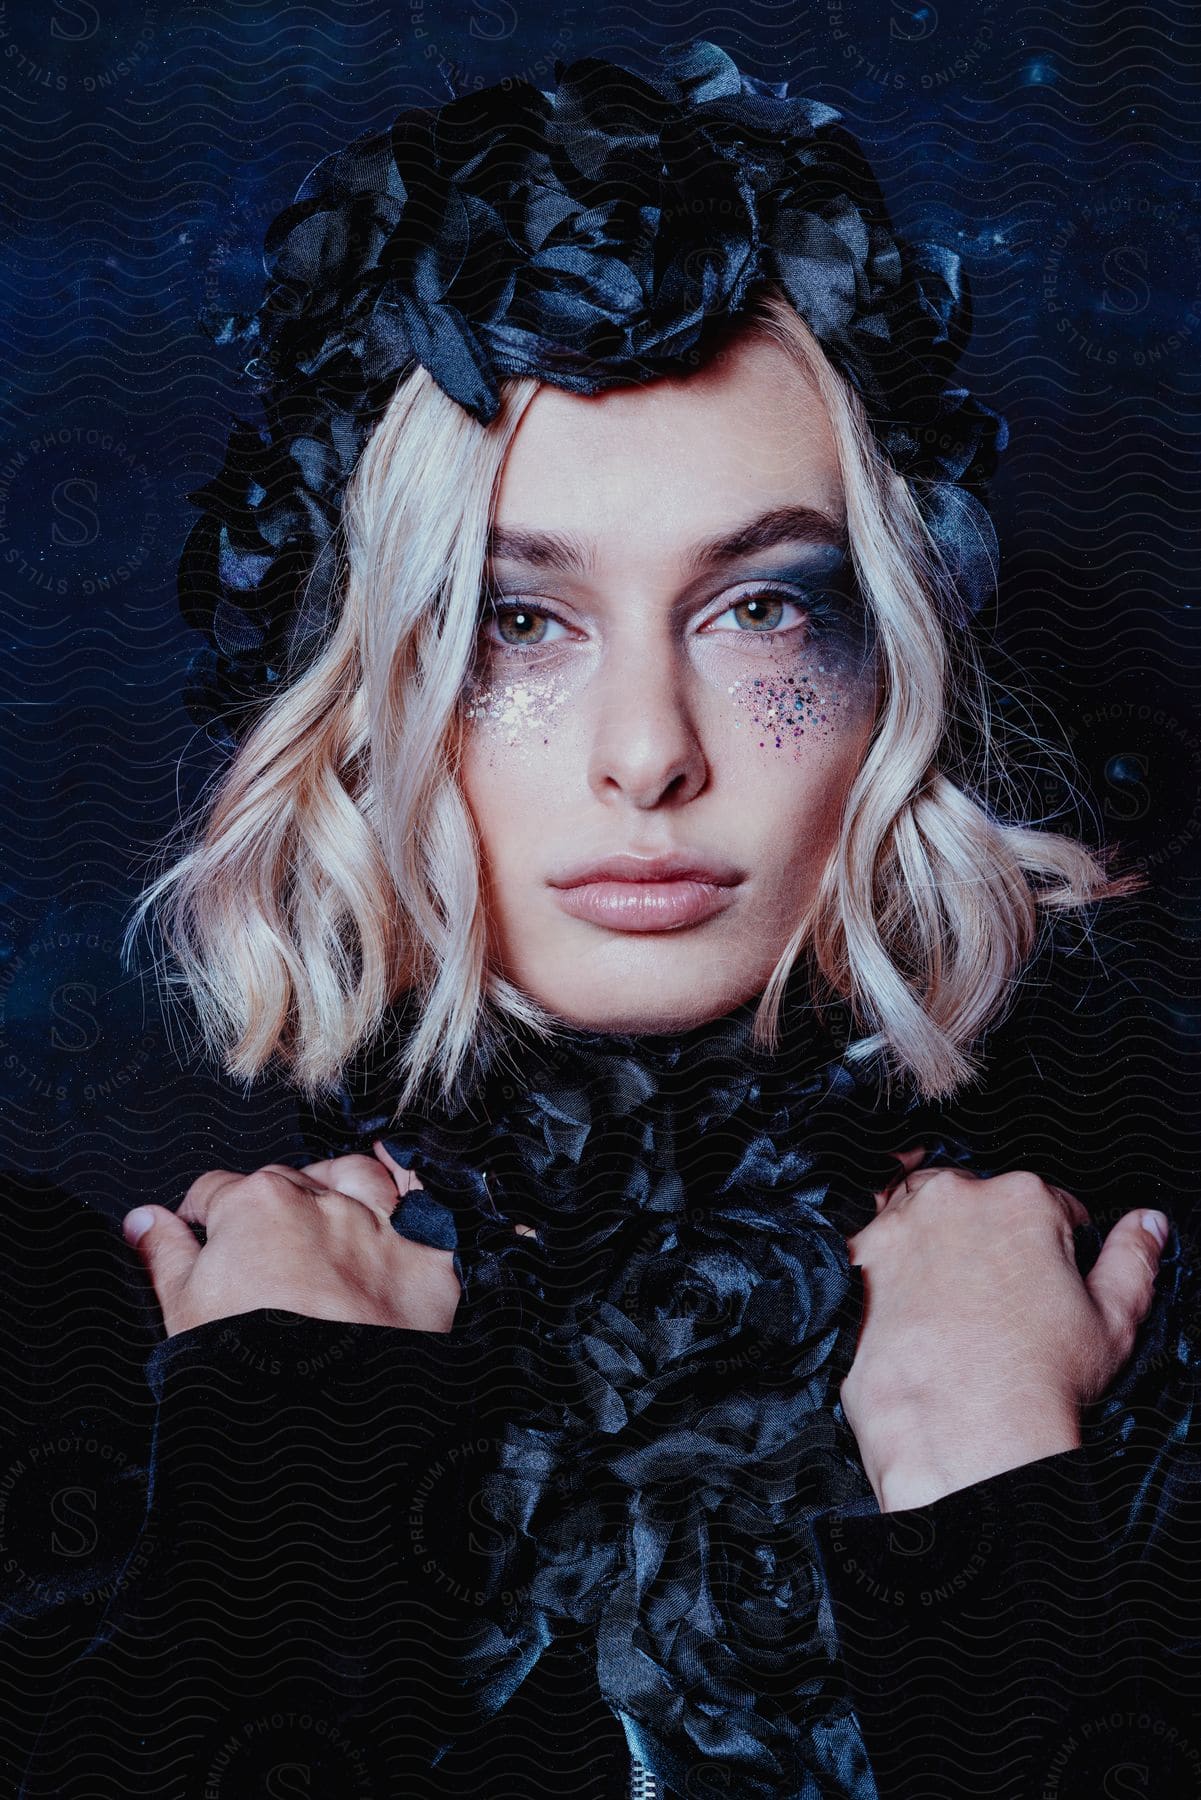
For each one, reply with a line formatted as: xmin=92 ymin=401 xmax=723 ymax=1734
xmin=1 ymin=1 xmax=1198 ymax=1796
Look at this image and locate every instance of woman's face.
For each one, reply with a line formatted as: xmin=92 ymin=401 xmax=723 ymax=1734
xmin=459 ymin=327 xmax=881 ymax=1034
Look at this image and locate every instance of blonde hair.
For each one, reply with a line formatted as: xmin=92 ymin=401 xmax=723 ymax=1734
xmin=126 ymin=284 xmax=1140 ymax=1113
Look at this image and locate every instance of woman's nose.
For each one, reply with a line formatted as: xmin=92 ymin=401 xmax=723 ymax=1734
xmin=585 ymin=627 xmax=708 ymax=810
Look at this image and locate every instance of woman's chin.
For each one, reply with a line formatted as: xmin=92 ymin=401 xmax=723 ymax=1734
xmin=516 ymin=962 xmax=766 ymax=1038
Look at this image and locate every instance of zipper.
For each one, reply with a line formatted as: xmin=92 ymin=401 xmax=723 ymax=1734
xmin=628 ymin=1753 xmax=659 ymax=1799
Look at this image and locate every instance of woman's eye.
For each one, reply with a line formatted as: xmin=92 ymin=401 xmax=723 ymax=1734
xmin=484 ymin=604 xmax=570 ymax=650
xmin=708 ymin=591 xmax=808 ymax=635
xmin=479 ymin=588 xmax=814 ymax=655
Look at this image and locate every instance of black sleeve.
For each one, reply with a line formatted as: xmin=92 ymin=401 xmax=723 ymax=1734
xmin=808 ymin=1434 xmax=1201 ymax=1800
xmin=17 ymin=1305 xmax=521 ymax=1800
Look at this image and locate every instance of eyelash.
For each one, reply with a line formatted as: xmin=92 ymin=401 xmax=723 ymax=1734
xmin=478 ymin=587 xmax=824 ymax=659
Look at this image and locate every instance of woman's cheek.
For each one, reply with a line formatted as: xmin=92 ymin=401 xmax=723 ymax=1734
xmin=458 ymin=633 xmax=878 ymax=774
xmin=461 ymin=663 xmax=576 ymax=767
xmin=720 ymin=640 xmax=876 ymax=760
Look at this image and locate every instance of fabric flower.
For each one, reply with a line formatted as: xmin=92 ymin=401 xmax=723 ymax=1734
xmin=317 ymin=963 xmax=996 ymax=1796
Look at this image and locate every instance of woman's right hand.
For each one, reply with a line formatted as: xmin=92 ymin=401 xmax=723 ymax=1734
xmin=120 ymin=1145 xmax=460 ymax=1339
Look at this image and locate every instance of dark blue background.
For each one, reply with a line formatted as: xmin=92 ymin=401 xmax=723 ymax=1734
xmin=1 ymin=0 xmax=1197 ymax=1237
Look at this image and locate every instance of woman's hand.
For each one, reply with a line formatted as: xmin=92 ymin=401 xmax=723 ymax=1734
xmin=121 ymin=1144 xmax=460 ymax=1339
xmin=841 ymin=1151 xmax=1171 ymax=1512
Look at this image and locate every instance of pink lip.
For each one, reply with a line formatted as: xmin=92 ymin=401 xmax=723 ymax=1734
xmin=551 ymin=878 xmax=739 ymax=931
xmin=547 ymin=853 xmax=743 ymax=933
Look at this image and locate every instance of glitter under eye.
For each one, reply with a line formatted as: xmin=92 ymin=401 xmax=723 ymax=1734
xmin=463 ymin=673 xmax=569 ymax=753
xmin=727 ymin=663 xmax=843 ymax=753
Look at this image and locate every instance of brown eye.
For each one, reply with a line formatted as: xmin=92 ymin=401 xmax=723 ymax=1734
xmin=731 ymin=594 xmax=787 ymax=632
xmin=494 ymin=606 xmax=549 ymax=647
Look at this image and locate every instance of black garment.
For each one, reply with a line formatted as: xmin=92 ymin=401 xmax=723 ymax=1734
xmin=8 ymin=939 xmax=1201 ymax=1798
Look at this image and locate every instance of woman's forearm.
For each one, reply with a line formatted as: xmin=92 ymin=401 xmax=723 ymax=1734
xmin=19 ymin=1310 xmax=495 ymax=1798
xmin=863 ymin=1393 xmax=1084 ymax=1512
xmin=809 ymin=1437 xmax=1189 ymax=1800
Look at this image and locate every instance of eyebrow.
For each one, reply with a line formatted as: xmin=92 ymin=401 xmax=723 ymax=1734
xmin=485 ymin=503 xmax=847 ymax=580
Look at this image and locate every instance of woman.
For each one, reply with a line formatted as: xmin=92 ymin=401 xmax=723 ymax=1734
xmin=20 ymin=38 xmax=1197 ymax=1800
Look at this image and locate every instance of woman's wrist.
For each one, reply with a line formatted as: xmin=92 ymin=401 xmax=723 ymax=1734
xmin=860 ymin=1396 xmax=1084 ymax=1513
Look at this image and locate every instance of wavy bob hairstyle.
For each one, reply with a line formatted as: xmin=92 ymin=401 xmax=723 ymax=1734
xmin=127 ymin=282 xmax=1139 ymax=1114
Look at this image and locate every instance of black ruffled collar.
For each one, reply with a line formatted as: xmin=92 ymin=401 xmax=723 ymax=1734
xmin=321 ymin=970 xmax=977 ymax=1795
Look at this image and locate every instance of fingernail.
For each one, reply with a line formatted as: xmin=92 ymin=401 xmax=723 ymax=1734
xmin=1141 ymin=1210 xmax=1170 ymax=1247
xmin=123 ymin=1207 xmax=155 ymax=1244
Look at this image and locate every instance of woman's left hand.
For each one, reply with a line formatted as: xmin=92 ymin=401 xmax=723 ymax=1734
xmin=840 ymin=1153 xmax=1171 ymax=1511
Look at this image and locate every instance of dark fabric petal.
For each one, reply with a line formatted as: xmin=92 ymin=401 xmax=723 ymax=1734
xmin=303 ymin=963 xmax=947 ymax=1793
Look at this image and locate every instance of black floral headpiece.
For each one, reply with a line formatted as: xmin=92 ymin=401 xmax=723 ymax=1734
xmin=183 ymin=36 xmax=1008 ymax=752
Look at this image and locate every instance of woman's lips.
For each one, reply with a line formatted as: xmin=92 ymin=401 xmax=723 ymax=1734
xmin=549 ymin=877 xmax=740 ymax=932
